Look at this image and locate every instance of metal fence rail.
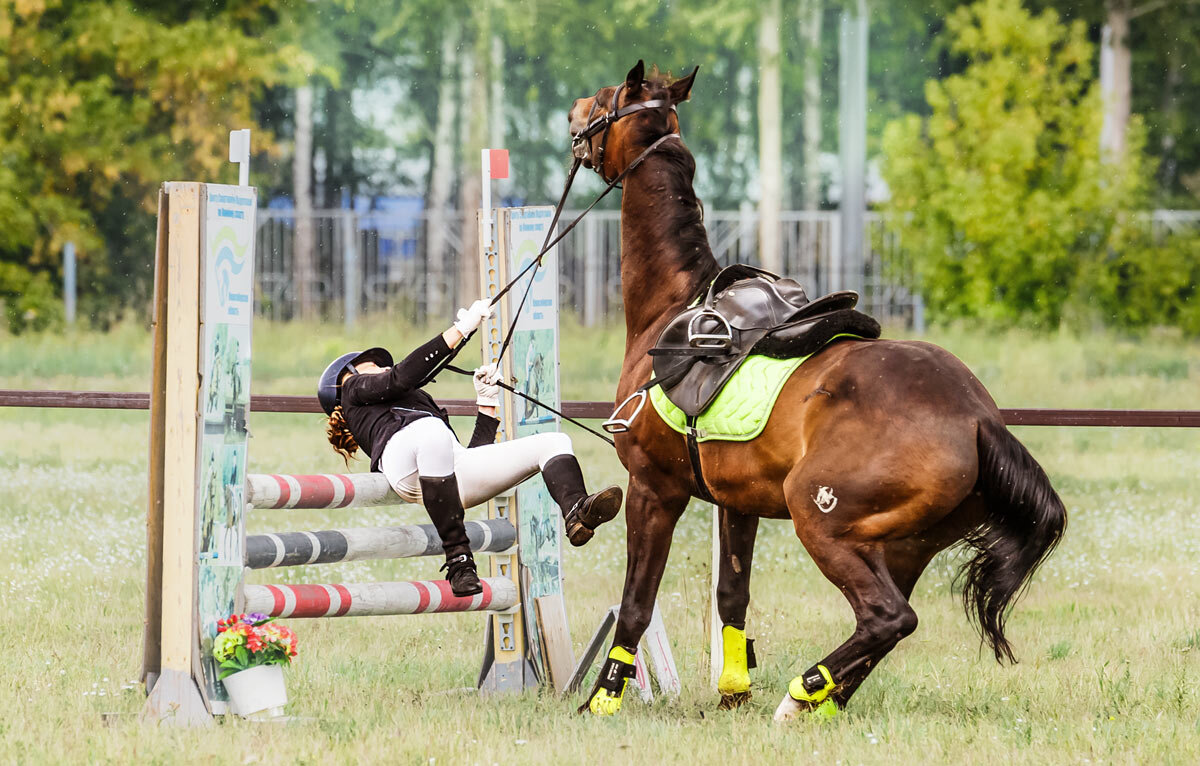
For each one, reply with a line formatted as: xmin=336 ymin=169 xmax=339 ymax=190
xmin=256 ymin=208 xmax=1196 ymax=327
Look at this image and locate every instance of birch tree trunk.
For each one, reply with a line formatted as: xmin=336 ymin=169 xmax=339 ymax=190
xmin=293 ymin=83 xmax=315 ymax=321
xmin=757 ymin=0 xmax=783 ymax=273
xmin=1100 ymin=0 xmax=1131 ymax=160
xmin=458 ymin=10 xmax=489 ymax=309
xmin=801 ymin=0 xmax=823 ymax=211
xmin=1157 ymin=34 xmax=1181 ymax=194
xmin=426 ymin=20 xmax=461 ymax=319
xmin=490 ymin=32 xmax=506 ymax=151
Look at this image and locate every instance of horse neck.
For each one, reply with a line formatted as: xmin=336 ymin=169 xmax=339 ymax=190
xmin=618 ymin=153 xmax=719 ymax=354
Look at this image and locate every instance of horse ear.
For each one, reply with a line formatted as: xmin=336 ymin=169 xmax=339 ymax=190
xmin=625 ymin=60 xmax=645 ymax=92
xmin=668 ymin=66 xmax=699 ymax=104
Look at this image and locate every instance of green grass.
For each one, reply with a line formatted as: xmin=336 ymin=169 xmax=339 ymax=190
xmin=2 ymin=319 xmax=1198 ymax=764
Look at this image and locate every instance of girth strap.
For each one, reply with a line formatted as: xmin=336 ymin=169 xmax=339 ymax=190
xmin=685 ymin=416 xmax=716 ymax=503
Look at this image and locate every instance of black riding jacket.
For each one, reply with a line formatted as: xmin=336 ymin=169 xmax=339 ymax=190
xmin=340 ymin=334 xmax=499 ymax=471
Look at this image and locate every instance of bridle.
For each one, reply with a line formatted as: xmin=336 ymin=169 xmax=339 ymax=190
xmin=424 ymin=81 xmax=683 ymax=446
xmin=571 ymin=82 xmax=677 ymax=184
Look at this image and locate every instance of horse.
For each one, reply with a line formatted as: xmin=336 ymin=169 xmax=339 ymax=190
xmin=567 ymin=61 xmax=1067 ymax=720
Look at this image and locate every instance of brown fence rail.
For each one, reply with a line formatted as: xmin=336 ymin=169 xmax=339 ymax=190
xmin=3 ymin=389 xmax=1200 ymax=428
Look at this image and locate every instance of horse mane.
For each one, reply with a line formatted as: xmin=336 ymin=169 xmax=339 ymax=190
xmin=625 ymin=76 xmax=716 ymax=284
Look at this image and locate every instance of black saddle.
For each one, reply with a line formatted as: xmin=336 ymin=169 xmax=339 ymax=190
xmin=650 ymin=265 xmax=881 ymax=417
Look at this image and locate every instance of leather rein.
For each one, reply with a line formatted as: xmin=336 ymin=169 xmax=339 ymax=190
xmin=428 ymin=82 xmax=681 ymax=446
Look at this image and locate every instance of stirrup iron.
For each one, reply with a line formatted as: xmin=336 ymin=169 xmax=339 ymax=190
xmin=687 ymin=308 xmax=733 ymax=351
xmin=602 ymin=390 xmax=647 ymax=434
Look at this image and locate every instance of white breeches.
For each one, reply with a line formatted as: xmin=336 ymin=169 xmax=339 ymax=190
xmin=378 ymin=416 xmax=573 ymax=508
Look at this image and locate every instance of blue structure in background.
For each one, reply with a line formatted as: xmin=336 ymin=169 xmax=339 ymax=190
xmin=362 ymin=196 xmax=423 ymax=261
xmin=266 ymin=195 xmax=426 ymax=263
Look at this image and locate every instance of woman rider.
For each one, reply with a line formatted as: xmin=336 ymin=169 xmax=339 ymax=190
xmin=318 ymin=298 xmax=622 ymax=597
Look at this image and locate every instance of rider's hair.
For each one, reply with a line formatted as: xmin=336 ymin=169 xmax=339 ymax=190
xmin=326 ymin=405 xmax=359 ymax=465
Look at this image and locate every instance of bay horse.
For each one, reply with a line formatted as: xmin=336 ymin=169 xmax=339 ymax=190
xmin=568 ymin=62 xmax=1067 ymax=720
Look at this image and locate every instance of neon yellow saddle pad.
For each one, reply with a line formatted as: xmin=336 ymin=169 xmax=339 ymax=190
xmin=649 ymin=353 xmax=807 ymax=442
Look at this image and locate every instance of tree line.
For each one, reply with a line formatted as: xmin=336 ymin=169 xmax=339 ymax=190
xmin=0 ymin=0 xmax=1196 ymax=331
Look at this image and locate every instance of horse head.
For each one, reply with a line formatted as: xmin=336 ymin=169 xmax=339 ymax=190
xmin=568 ymin=60 xmax=698 ymax=183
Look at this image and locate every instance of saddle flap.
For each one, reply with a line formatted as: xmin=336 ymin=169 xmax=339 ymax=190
xmin=661 ymin=355 xmax=751 ymax=418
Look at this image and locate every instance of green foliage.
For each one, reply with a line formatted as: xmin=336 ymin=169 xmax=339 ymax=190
xmin=881 ymin=0 xmax=1144 ymax=328
xmin=0 ymin=262 xmax=62 ymax=333
xmin=1089 ymin=224 xmax=1200 ymax=335
xmin=0 ymin=0 xmax=309 ymax=324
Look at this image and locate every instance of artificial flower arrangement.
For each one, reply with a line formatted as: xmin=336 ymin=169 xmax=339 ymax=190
xmin=213 ymin=612 xmax=298 ymax=678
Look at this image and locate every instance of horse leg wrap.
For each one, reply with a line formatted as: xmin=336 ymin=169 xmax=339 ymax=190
xmin=786 ymin=664 xmax=839 ymax=720
xmin=717 ymin=626 xmax=753 ymax=706
xmin=582 ymin=646 xmax=637 ymax=716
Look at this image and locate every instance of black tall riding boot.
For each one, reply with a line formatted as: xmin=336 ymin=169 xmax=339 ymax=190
xmin=419 ymin=475 xmax=482 ymax=597
xmin=541 ymin=454 xmax=623 ymax=547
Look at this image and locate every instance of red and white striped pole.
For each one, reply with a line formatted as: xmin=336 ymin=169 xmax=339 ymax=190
xmin=243 ymin=578 xmax=518 ymax=618
xmin=246 ymin=473 xmax=399 ymax=509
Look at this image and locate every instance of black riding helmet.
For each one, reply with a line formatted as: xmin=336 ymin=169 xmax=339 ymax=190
xmin=317 ymin=347 xmax=394 ymax=415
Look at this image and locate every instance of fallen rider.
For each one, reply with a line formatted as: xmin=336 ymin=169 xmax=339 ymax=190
xmin=317 ymin=298 xmax=623 ymax=597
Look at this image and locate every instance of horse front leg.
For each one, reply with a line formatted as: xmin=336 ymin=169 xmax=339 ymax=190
xmin=583 ymin=476 xmax=688 ymax=716
xmin=716 ymin=508 xmax=759 ymax=709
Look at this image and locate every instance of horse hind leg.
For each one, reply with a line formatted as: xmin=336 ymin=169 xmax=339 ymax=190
xmin=773 ymin=466 xmax=935 ymax=721
xmin=773 ymin=539 xmax=918 ymax=721
xmin=810 ymin=539 xmax=946 ymax=707
xmin=715 ymin=508 xmax=759 ymax=709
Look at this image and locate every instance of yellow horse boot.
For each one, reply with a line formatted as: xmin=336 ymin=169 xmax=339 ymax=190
xmin=581 ymin=646 xmax=637 ymax=716
xmin=773 ymin=664 xmax=838 ymax=723
xmin=717 ymin=625 xmax=754 ymax=709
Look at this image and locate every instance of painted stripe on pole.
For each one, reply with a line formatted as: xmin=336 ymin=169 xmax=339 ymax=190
xmin=244 ymin=519 xmax=516 ymax=569
xmin=243 ymin=578 xmax=517 ymax=618
xmin=246 ymin=473 xmax=401 ymax=509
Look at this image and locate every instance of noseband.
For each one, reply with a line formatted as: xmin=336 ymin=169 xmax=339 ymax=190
xmin=572 ymin=83 xmax=676 ymax=183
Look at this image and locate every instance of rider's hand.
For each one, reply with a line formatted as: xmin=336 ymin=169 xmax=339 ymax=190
xmin=473 ymin=363 xmax=502 ymax=408
xmin=453 ymin=299 xmax=495 ymax=336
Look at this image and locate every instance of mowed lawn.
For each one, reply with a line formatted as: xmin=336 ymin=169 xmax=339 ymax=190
xmin=1 ymin=320 xmax=1198 ymax=764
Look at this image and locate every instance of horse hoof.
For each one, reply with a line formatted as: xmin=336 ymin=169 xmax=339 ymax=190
xmin=773 ymin=693 xmax=840 ymax=723
xmin=773 ymin=692 xmax=805 ymax=722
xmin=718 ymin=691 xmax=751 ymax=710
xmin=587 ymin=691 xmax=623 ymax=716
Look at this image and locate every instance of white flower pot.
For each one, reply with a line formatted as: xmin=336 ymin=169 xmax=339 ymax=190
xmin=222 ymin=663 xmax=288 ymax=718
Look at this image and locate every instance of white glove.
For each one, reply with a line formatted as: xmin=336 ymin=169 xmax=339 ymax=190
xmin=473 ymin=363 xmax=502 ymax=408
xmin=453 ymin=299 xmax=495 ymax=335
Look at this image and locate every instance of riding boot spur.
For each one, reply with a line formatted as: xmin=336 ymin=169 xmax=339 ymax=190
xmin=541 ymin=454 xmax=623 ymax=546
xmin=419 ymin=474 xmax=482 ymax=597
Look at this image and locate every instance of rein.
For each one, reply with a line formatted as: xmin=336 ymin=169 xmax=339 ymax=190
xmin=424 ymin=85 xmax=680 ymax=446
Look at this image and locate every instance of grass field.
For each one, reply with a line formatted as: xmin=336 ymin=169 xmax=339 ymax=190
xmin=1 ymin=319 xmax=1198 ymax=764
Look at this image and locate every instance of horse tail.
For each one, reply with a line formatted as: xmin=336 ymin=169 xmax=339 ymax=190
xmin=960 ymin=418 xmax=1067 ymax=664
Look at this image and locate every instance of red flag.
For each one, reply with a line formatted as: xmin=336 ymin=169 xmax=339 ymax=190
xmin=488 ymin=149 xmax=509 ymax=179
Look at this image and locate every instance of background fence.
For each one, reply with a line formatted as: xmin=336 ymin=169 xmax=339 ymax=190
xmin=256 ymin=209 xmax=1199 ymax=328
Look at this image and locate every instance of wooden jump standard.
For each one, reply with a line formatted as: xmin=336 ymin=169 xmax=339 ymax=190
xmin=141 ymin=176 xmax=574 ymax=725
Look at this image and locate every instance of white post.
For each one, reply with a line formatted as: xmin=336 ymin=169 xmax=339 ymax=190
xmin=481 ymin=148 xmax=493 ymax=251
xmin=342 ymin=213 xmax=359 ymax=327
xmin=838 ymin=1 xmax=867 ymax=296
xmin=63 ymin=241 xmax=76 ymax=325
xmin=229 ymin=129 xmax=251 ymax=187
xmin=710 ymin=505 xmax=723 ymax=689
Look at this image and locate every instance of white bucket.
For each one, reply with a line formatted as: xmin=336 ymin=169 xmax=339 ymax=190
xmin=222 ymin=663 xmax=288 ymax=718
